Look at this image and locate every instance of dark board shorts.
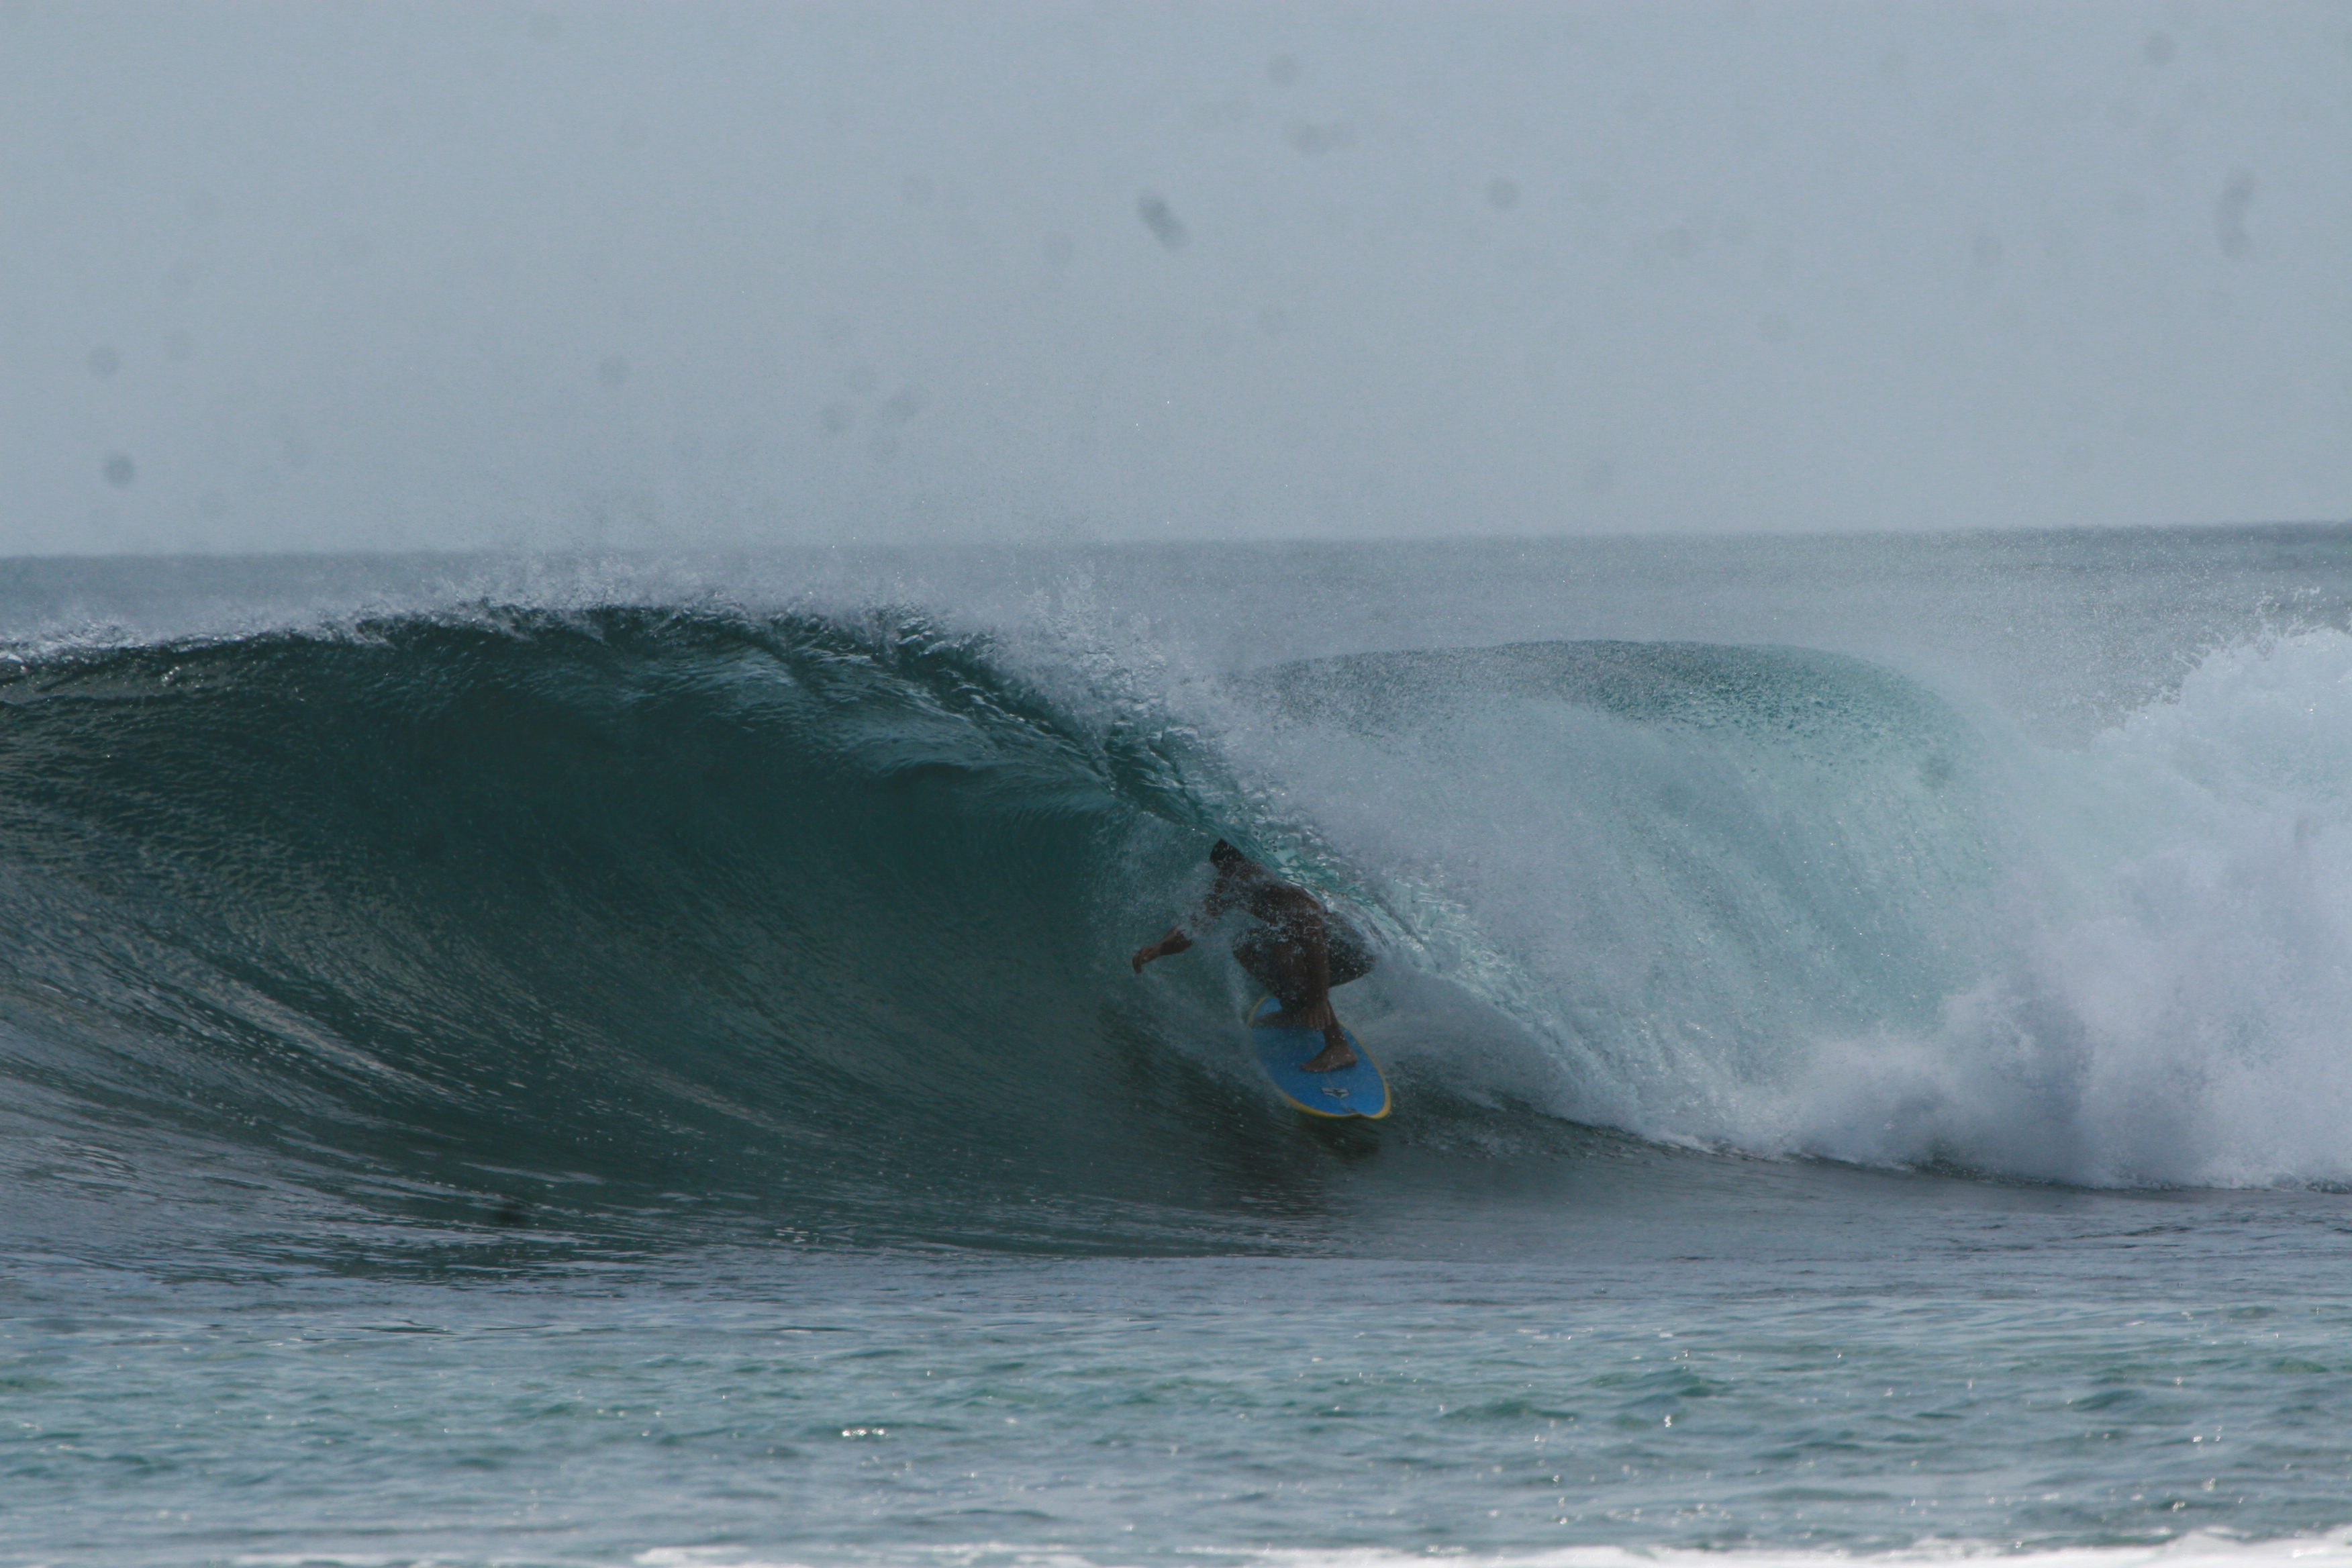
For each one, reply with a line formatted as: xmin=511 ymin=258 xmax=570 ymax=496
xmin=1233 ymin=912 xmax=1377 ymax=1010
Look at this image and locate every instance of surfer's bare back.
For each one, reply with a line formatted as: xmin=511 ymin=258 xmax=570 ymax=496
xmin=1130 ymin=840 xmax=1374 ymax=1072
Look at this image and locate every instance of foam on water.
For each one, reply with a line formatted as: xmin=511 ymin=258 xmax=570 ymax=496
xmin=1761 ymin=632 xmax=2352 ymax=1186
xmin=634 ymin=1536 xmax=2352 ymax=1568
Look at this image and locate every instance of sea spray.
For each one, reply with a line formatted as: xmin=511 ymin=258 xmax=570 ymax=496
xmin=1822 ymin=630 xmax=2352 ymax=1186
xmin=1232 ymin=633 xmax=2352 ymax=1188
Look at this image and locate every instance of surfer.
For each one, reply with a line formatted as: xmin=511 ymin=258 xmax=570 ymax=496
xmin=1130 ymin=840 xmax=1373 ymax=1072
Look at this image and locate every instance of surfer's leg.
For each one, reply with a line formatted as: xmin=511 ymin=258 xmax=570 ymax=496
xmin=1290 ymin=930 xmax=1371 ymax=1070
xmin=1236 ymin=929 xmax=1357 ymax=1070
xmin=1240 ymin=935 xmax=1357 ymax=1068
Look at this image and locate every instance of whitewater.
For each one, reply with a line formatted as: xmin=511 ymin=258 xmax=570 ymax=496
xmin=8 ymin=527 xmax=2352 ymax=1567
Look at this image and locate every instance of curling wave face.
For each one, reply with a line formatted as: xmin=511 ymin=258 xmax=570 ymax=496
xmin=4 ymin=603 xmax=2352 ymax=1259
xmin=0 ymin=606 xmax=1319 ymax=1254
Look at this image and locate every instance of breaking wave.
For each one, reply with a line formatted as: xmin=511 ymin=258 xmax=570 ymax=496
xmin=5 ymin=605 xmax=2351 ymax=1258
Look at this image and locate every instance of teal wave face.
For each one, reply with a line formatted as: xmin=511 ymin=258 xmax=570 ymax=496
xmin=0 ymin=607 xmax=1359 ymax=1253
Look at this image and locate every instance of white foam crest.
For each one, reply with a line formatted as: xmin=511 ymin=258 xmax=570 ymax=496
xmin=1777 ymin=631 xmax=2352 ymax=1186
xmin=1253 ymin=1538 xmax=2352 ymax=1567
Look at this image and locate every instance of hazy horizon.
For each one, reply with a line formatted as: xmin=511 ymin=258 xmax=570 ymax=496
xmin=6 ymin=1 xmax=2348 ymax=555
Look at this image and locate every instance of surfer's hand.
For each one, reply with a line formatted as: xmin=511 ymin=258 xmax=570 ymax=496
xmin=1132 ymin=929 xmax=1191 ymax=972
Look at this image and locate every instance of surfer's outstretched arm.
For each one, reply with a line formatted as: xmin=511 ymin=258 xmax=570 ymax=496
xmin=1132 ymin=847 xmax=1248 ymax=971
xmin=1128 ymin=883 xmax=1226 ymax=968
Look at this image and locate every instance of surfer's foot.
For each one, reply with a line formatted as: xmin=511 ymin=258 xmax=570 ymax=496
xmin=1300 ymin=1041 xmax=1357 ymax=1073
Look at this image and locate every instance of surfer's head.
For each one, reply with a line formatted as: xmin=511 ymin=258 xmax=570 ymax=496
xmin=1209 ymin=838 xmax=1246 ymax=871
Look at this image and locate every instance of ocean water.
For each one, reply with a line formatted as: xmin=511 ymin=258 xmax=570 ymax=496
xmin=9 ymin=528 xmax=2352 ymax=1567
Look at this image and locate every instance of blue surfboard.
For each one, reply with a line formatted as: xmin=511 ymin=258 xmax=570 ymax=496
xmin=1246 ymin=995 xmax=1391 ymax=1119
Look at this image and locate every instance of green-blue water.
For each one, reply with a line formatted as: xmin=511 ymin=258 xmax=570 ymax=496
xmin=8 ymin=529 xmax=2352 ymax=1566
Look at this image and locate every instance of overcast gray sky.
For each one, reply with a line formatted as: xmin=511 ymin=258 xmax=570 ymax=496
xmin=3 ymin=1 xmax=2347 ymax=554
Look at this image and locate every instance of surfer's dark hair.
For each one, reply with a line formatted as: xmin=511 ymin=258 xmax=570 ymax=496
xmin=1209 ymin=839 xmax=1245 ymax=869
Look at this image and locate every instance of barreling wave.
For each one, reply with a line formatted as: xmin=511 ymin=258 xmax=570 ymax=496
xmin=0 ymin=605 xmax=1359 ymax=1257
xmin=5 ymin=603 xmax=2352 ymax=1261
